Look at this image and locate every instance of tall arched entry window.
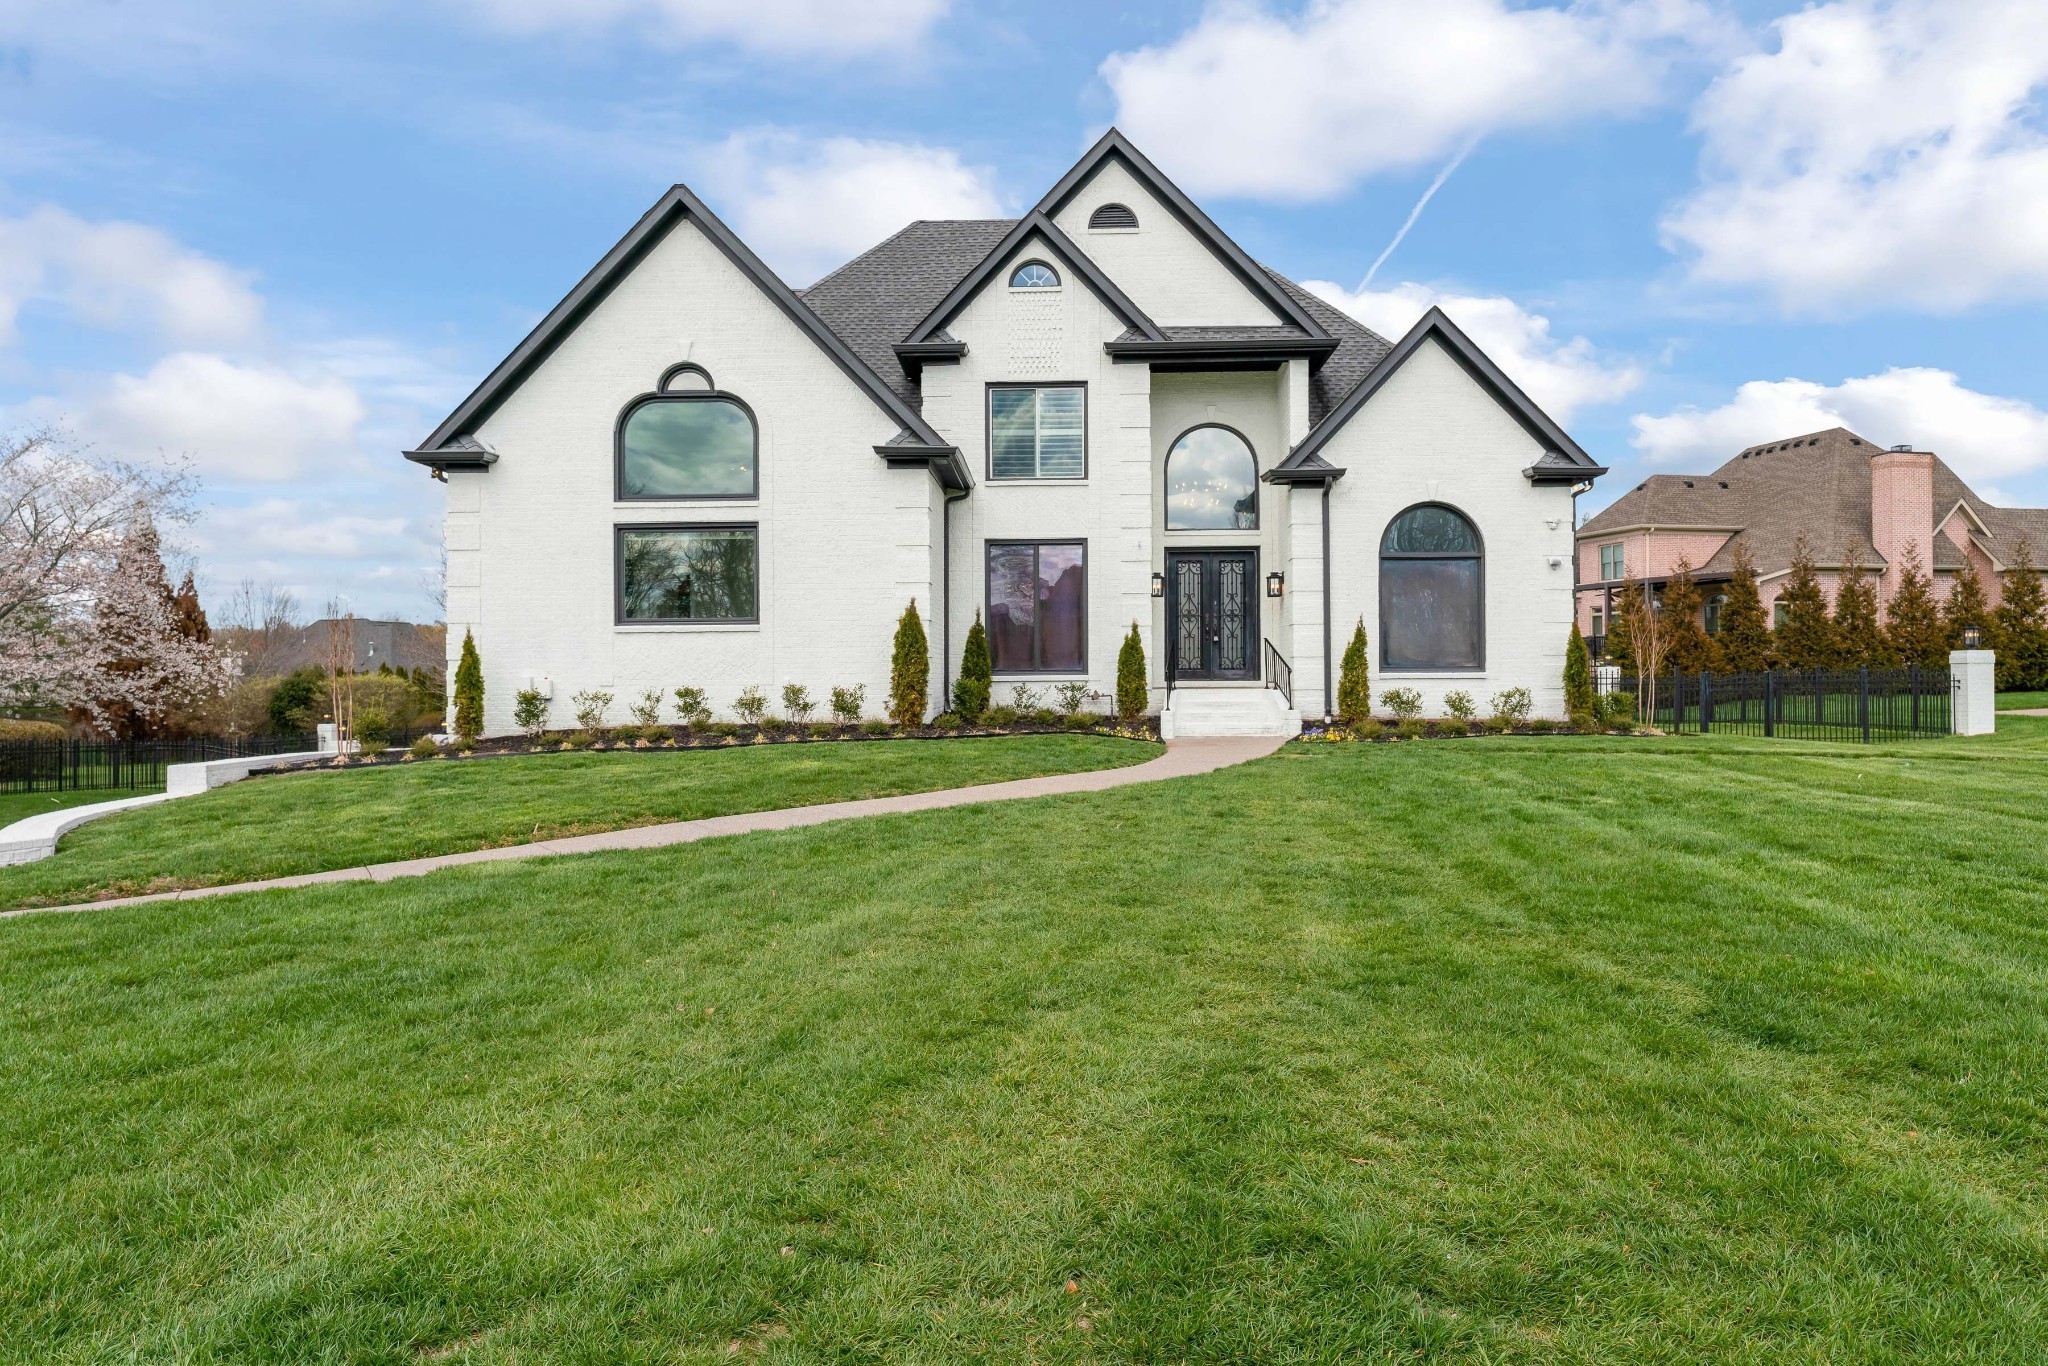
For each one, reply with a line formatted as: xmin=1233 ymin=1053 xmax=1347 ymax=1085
xmin=1164 ymin=425 xmax=1258 ymax=530
xmin=1380 ymin=503 xmax=1483 ymax=670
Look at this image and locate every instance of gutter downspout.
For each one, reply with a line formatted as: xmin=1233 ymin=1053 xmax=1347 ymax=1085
xmin=940 ymin=482 xmax=970 ymax=708
xmin=1321 ymin=478 xmax=1334 ymax=721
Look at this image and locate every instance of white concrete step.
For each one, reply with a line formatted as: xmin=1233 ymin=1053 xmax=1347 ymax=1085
xmin=1162 ymin=686 xmax=1302 ymax=739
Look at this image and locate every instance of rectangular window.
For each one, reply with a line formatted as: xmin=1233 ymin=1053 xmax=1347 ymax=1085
xmin=1599 ymin=542 xmax=1626 ymax=580
xmin=617 ymin=525 xmax=757 ymax=623
xmin=1704 ymin=598 xmax=1723 ymax=635
xmin=1590 ymin=608 xmax=1605 ymax=637
xmin=989 ymin=385 xmax=1086 ymax=479
xmin=1773 ymin=601 xmax=1789 ymax=630
xmin=986 ymin=541 xmax=1086 ymax=672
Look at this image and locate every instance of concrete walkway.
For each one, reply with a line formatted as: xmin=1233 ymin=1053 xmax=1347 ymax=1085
xmin=2 ymin=734 xmax=1288 ymax=922
xmin=1999 ymin=707 xmax=2048 ymax=716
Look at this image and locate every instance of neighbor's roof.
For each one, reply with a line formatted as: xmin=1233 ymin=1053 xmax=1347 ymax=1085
xmin=1576 ymin=426 xmax=2046 ymax=575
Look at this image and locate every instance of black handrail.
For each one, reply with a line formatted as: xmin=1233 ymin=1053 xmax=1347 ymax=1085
xmin=1262 ymin=638 xmax=1293 ymax=708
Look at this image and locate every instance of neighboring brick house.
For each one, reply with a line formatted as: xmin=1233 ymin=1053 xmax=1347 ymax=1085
xmin=1575 ymin=426 xmax=2048 ymax=648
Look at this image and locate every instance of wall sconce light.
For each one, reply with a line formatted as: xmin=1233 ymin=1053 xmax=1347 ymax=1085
xmin=1266 ymin=570 xmax=1285 ymax=598
xmin=1150 ymin=572 xmax=1165 ymax=598
xmin=1963 ymin=624 xmax=1982 ymax=649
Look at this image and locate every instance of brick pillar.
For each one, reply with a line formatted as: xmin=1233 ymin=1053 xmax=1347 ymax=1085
xmin=1870 ymin=446 xmax=1935 ymax=606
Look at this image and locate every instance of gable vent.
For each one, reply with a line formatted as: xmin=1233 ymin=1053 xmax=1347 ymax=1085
xmin=1088 ymin=202 xmax=1139 ymax=230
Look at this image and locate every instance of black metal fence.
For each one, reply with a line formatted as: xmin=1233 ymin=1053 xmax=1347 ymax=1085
xmin=1601 ymin=665 xmax=1953 ymax=742
xmin=0 ymin=733 xmax=322 ymax=795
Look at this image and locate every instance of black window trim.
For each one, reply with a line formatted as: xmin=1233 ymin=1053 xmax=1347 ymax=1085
xmin=984 ymin=537 xmax=1089 ymax=676
xmin=614 ymin=389 xmax=760 ymax=503
xmin=1007 ymin=259 xmax=1063 ymax=289
xmin=1163 ymin=421 xmax=1260 ymax=532
xmin=985 ymin=381 xmax=1089 ymax=482
xmin=614 ymin=520 xmax=761 ymax=626
xmin=1379 ymin=501 xmax=1485 ymax=673
xmin=659 ymin=361 xmax=715 ymax=391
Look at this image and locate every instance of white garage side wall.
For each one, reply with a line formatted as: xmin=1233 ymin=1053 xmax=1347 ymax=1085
xmin=1048 ymin=160 xmax=1285 ymax=328
xmin=920 ymin=246 xmax=1154 ymax=713
xmin=1319 ymin=338 xmax=1579 ymax=718
xmin=458 ymin=217 xmax=931 ymax=736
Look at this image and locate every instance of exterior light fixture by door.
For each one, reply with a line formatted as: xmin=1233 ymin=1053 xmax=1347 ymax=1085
xmin=1963 ymin=625 xmax=1982 ymax=649
xmin=1265 ymin=570 xmax=1285 ymax=598
xmin=1150 ymin=572 xmax=1165 ymax=598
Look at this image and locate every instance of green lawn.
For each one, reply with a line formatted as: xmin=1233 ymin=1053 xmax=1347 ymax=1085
xmin=5 ymin=727 xmax=2048 ymax=1361
xmin=1997 ymin=689 xmax=2048 ymax=711
xmin=0 ymin=787 xmax=140 ymax=830
xmin=0 ymin=736 xmax=1155 ymax=910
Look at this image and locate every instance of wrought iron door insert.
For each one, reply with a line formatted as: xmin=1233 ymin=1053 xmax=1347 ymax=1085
xmin=1165 ymin=549 xmax=1258 ymax=681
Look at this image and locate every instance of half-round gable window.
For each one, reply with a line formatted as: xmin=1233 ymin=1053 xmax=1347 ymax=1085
xmin=1009 ymin=261 xmax=1060 ymax=289
xmin=617 ymin=393 xmax=757 ymax=499
xmin=1380 ymin=503 xmax=1482 ymax=671
xmin=1165 ymin=425 xmax=1258 ymax=530
xmin=1088 ymin=203 xmax=1139 ymax=230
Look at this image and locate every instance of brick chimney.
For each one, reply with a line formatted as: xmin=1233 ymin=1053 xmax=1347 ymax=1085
xmin=1870 ymin=444 xmax=1936 ymax=605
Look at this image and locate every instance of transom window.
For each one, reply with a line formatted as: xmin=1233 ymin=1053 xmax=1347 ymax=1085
xmin=1598 ymin=542 xmax=1626 ymax=580
xmin=1009 ymin=261 xmax=1060 ymax=289
xmin=617 ymin=394 xmax=757 ymax=499
xmin=617 ymin=525 xmax=758 ymax=623
xmin=660 ymin=362 xmax=714 ymax=392
xmin=1380 ymin=504 xmax=1483 ymax=671
xmin=986 ymin=541 xmax=1086 ymax=673
xmin=989 ymin=385 xmax=1086 ymax=479
xmin=1165 ymin=425 xmax=1258 ymax=530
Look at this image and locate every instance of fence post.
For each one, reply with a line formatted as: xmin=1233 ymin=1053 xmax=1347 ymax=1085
xmin=1764 ymin=669 xmax=1775 ymax=737
xmin=1700 ymin=671 xmax=1712 ymax=734
xmin=1672 ymin=664 xmax=1683 ymax=732
xmin=1859 ymin=666 xmax=1871 ymax=743
xmin=1910 ymin=663 xmax=1920 ymax=733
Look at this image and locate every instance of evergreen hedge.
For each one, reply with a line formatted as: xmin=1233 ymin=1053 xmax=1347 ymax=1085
xmin=889 ymin=600 xmax=929 ymax=726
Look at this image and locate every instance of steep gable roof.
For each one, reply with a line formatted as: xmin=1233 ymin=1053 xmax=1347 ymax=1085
xmin=900 ymin=211 xmax=1165 ymax=347
xmin=405 ymin=184 xmax=949 ymax=470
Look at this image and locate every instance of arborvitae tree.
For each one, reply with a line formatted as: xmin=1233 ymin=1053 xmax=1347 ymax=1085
xmin=1832 ymin=547 xmax=1895 ymax=667
xmin=1603 ymin=581 xmax=1642 ymax=672
xmin=1716 ymin=540 xmax=1773 ymax=671
xmin=1564 ymin=621 xmax=1594 ymax=718
xmin=1660 ymin=556 xmax=1717 ymax=674
xmin=1116 ymin=623 xmax=1147 ymax=720
xmin=1336 ymin=617 xmax=1371 ymax=721
xmin=452 ymin=628 xmax=484 ymax=742
xmin=1775 ymin=535 xmax=1838 ymax=669
xmin=953 ymin=610 xmax=991 ymax=719
xmin=1882 ymin=541 xmax=1947 ymax=667
xmin=1943 ymin=558 xmax=1993 ymax=652
xmin=1994 ymin=538 xmax=2048 ymax=692
xmin=171 ymin=571 xmax=210 ymax=644
xmin=888 ymin=599 xmax=929 ymax=726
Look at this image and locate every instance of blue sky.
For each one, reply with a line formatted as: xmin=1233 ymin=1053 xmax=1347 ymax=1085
xmin=5 ymin=0 xmax=2047 ymax=623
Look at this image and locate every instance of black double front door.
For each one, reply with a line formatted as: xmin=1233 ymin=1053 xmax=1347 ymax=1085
xmin=1167 ymin=549 xmax=1258 ymax=681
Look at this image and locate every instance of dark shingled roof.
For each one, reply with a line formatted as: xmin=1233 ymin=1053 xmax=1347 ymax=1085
xmin=1577 ymin=426 xmax=2042 ymax=578
xmin=797 ymin=220 xmax=1396 ymax=433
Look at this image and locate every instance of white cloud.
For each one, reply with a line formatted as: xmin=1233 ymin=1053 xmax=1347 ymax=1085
xmin=1304 ymin=279 xmax=1641 ymax=422
xmin=1631 ymin=368 xmax=2048 ymax=484
xmin=0 ymin=206 xmax=263 ymax=347
xmin=16 ymin=353 xmax=366 ymax=482
xmin=449 ymin=0 xmax=948 ymax=54
xmin=1100 ymin=0 xmax=1736 ymax=201
xmin=1664 ymin=0 xmax=2048 ymax=312
xmin=193 ymin=499 xmax=425 ymax=564
xmin=701 ymin=132 xmax=1006 ymax=284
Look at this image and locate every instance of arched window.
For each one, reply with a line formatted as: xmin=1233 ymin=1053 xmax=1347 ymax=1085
xmin=660 ymin=362 xmax=713 ymax=392
xmin=1380 ymin=504 xmax=1482 ymax=670
xmin=1009 ymin=261 xmax=1060 ymax=289
xmin=1088 ymin=203 xmax=1138 ymax=230
xmin=1165 ymin=425 xmax=1258 ymax=530
xmin=617 ymin=393 xmax=757 ymax=499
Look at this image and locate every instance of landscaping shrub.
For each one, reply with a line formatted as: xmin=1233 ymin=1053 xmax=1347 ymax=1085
xmin=513 ymin=687 xmax=549 ymax=742
xmin=931 ymin=712 xmax=963 ymax=729
xmin=706 ymin=722 xmax=741 ymax=738
xmin=563 ymin=731 xmax=594 ymax=749
xmin=829 ymin=684 xmax=866 ymax=725
xmin=1006 ymin=682 xmax=1042 ymax=712
xmin=1995 ymin=538 xmax=2048 ymax=692
xmin=781 ymin=683 xmax=815 ymax=724
xmin=1443 ymin=690 xmax=1475 ymax=722
xmin=859 ymin=719 xmax=891 ymax=735
xmin=1395 ymin=719 xmax=1428 ymax=741
xmin=1528 ymin=717 xmax=1558 ymax=734
xmin=1031 ymin=708 xmax=1060 ymax=726
xmin=890 ymin=599 xmax=929 ymax=726
xmin=358 ymin=739 xmax=390 ymax=759
xmin=267 ymin=667 xmax=324 ymax=735
xmin=1489 ymin=687 xmax=1533 ymax=728
xmin=1053 ymin=680 xmax=1089 ymax=715
xmin=453 ymin=630 xmax=484 ymax=743
xmin=1063 ymin=712 xmax=1096 ymax=730
xmin=983 ymin=706 xmax=1019 ymax=727
xmin=732 ymin=687 xmax=769 ymax=725
xmin=953 ymin=611 xmax=991 ymax=719
xmin=354 ymin=706 xmax=393 ymax=745
xmin=1380 ymin=687 xmax=1422 ymax=721
xmin=572 ymin=689 xmax=614 ymax=731
xmin=629 ymin=689 xmax=664 ymax=727
xmin=1337 ymin=617 xmax=1371 ymax=721
xmin=0 ymin=719 xmax=67 ymax=742
xmin=808 ymin=723 xmax=836 ymax=739
xmin=1600 ymin=690 xmax=1636 ymax=729
xmin=639 ymin=725 xmax=670 ymax=744
xmin=1116 ymin=623 xmax=1146 ymax=720
xmin=1568 ymin=710 xmax=1598 ymax=734
xmin=408 ymin=735 xmax=439 ymax=760
xmin=672 ymin=686 xmax=711 ymax=727
xmin=757 ymin=715 xmax=785 ymax=733
xmin=1564 ymin=623 xmax=1594 ymax=716
xmin=1354 ymin=718 xmax=1385 ymax=741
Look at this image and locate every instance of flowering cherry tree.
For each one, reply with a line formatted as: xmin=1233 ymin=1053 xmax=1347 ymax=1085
xmin=0 ymin=429 xmax=236 ymax=730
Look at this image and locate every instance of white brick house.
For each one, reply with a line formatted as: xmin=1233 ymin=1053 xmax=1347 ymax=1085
xmin=407 ymin=131 xmax=1606 ymax=736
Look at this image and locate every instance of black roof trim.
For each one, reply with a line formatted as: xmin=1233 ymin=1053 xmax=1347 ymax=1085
xmin=411 ymin=183 xmax=945 ymax=459
xmin=875 ymin=442 xmax=972 ymax=492
xmin=1033 ymin=129 xmax=1327 ymax=338
xmin=1263 ymin=454 xmax=1345 ymax=485
xmin=1525 ymin=461 xmax=1608 ymax=484
xmin=893 ymin=338 xmax=968 ymax=376
xmin=903 ymin=212 xmax=1164 ymax=344
xmin=1276 ymin=306 xmax=1600 ymax=480
xmin=1105 ymin=336 xmax=1339 ymax=368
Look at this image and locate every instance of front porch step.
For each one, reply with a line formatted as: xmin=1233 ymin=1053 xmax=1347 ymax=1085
xmin=1161 ymin=686 xmax=1302 ymax=739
